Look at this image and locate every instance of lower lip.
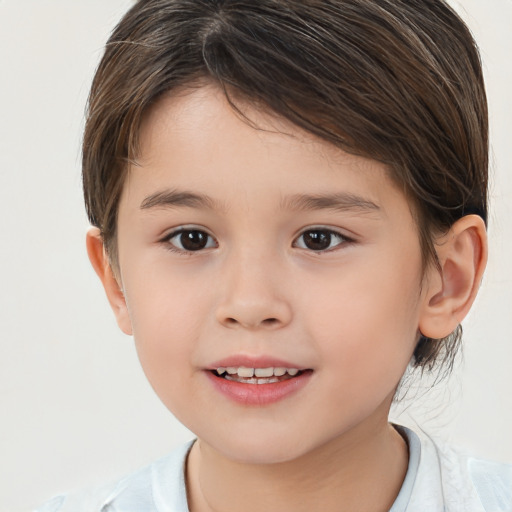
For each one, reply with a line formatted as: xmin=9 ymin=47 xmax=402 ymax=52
xmin=205 ymin=371 xmax=312 ymax=406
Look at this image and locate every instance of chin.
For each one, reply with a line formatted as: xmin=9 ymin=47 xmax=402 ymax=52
xmin=200 ymin=428 xmax=316 ymax=466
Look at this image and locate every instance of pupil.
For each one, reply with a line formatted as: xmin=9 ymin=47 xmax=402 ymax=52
xmin=304 ymin=230 xmax=331 ymax=250
xmin=181 ymin=230 xmax=207 ymax=251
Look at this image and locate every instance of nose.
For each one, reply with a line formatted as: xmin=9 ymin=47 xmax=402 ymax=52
xmin=215 ymin=251 xmax=293 ymax=331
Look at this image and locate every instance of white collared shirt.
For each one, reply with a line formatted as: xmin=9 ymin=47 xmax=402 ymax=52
xmin=36 ymin=425 xmax=512 ymax=512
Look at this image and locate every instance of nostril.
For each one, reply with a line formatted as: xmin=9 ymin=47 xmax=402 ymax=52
xmin=223 ymin=317 xmax=279 ymax=328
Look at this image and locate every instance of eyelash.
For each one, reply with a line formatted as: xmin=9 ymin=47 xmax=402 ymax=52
xmin=161 ymin=227 xmax=354 ymax=256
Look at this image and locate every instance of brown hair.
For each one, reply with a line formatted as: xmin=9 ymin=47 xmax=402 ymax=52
xmin=83 ymin=0 xmax=488 ymax=372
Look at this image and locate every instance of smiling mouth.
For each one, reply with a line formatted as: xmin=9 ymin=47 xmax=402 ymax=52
xmin=211 ymin=366 xmax=308 ymax=384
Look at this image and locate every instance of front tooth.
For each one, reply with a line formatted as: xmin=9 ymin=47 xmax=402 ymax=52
xmin=254 ymin=367 xmax=274 ymax=377
xmin=226 ymin=367 xmax=237 ymax=375
xmin=237 ymin=367 xmax=255 ymax=378
xmin=287 ymin=368 xmax=299 ymax=376
xmin=273 ymin=367 xmax=286 ymax=376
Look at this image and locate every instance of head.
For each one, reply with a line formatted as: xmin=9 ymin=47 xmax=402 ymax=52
xmin=83 ymin=0 xmax=488 ymax=373
xmin=84 ymin=0 xmax=488 ymax=459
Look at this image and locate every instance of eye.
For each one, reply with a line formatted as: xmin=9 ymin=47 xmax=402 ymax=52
xmin=294 ymin=228 xmax=350 ymax=252
xmin=164 ymin=228 xmax=217 ymax=253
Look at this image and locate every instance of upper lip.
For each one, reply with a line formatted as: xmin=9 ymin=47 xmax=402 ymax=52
xmin=208 ymin=355 xmax=307 ymax=370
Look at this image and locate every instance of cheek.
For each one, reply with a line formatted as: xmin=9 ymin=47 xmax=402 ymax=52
xmin=123 ymin=253 xmax=211 ymax=333
xmin=305 ymin=252 xmax=421 ymax=386
xmin=121 ymin=264 xmax=213 ymax=393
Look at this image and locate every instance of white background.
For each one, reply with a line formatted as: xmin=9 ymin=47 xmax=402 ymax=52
xmin=0 ymin=1 xmax=510 ymax=511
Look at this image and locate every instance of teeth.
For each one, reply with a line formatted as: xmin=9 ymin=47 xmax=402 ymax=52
xmin=224 ymin=376 xmax=282 ymax=384
xmin=215 ymin=366 xmax=301 ymax=378
xmin=254 ymin=368 xmax=274 ymax=377
xmin=257 ymin=377 xmax=279 ymax=384
xmin=237 ymin=367 xmax=254 ymax=378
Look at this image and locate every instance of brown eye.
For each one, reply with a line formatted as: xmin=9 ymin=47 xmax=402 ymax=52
xmin=295 ymin=229 xmax=347 ymax=252
xmin=167 ymin=229 xmax=216 ymax=252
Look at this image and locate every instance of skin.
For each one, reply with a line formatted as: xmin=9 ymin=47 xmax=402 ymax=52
xmin=88 ymin=84 xmax=487 ymax=512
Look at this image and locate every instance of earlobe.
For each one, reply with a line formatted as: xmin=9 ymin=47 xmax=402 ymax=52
xmin=419 ymin=215 xmax=488 ymax=339
xmin=86 ymin=227 xmax=133 ymax=336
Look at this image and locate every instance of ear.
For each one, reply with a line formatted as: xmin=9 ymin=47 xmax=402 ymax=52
xmin=419 ymin=215 xmax=488 ymax=339
xmin=86 ymin=227 xmax=133 ymax=335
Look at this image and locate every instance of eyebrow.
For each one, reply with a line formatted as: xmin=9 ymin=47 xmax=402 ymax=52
xmin=140 ymin=188 xmax=380 ymax=215
xmin=140 ymin=189 xmax=224 ymax=211
xmin=280 ymin=192 xmax=381 ymax=214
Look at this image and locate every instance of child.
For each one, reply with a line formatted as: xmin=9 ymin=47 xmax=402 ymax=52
xmin=37 ymin=0 xmax=511 ymax=511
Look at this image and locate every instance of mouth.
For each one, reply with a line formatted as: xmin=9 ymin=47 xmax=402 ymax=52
xmin=206 ymin=363 xmax=313 ymax=405
xmin=211 ymin=366 xmax=310 ymax=385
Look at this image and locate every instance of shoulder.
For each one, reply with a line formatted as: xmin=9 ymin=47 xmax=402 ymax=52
xmin=34 ymin=441 xmax=194 ymax=512
xmin=401 ymin=425 xmax=512 ymax=512
xmin=465 ymin=453 xmax=512 ymax=511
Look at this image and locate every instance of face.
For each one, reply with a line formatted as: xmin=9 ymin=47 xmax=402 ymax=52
xmin=113 ymin=85 xmax=430 ymax=464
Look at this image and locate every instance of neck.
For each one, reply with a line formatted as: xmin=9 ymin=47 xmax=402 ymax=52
xmin=186 ymin=415 xmax=408 ymax=512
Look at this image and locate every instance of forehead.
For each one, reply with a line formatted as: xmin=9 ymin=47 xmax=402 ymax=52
xmin=123 ymin=84 xmax=410 ymax=220
xmin=137 ymin=84 xmax=354 ymax=168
